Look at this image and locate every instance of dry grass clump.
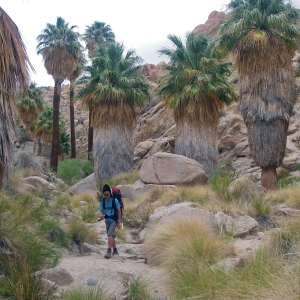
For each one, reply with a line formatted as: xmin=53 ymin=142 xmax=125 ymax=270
xmin=143 ymin=216 xmax=229 ymax=268
xmin=70 ymin=194 xmax=95 ymax=208
xmin=98 ymin=170 xmax=139 ymax=189
xmin=267 ymin=185 xmax=300 ymax=209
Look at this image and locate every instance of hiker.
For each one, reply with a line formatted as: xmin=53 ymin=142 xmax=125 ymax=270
xmin=99 ymin=184 xmax=122 ymax=259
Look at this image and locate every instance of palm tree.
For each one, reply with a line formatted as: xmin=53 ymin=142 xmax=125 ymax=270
xmin=157 ymin=33 xmax=237 ymax=174
xmin=36 ymin=16 xmax=81 ymax=173
xmin=68 ymin=53 xmax=86 ymax=159
xmin=16 ymin=82 xmax=44 ymax=131
xmin=82 ymin=21 xmax=115 ymax=55
xmin=0 ymin=7 xmax=32 ymax=187
xmin=33 ymin=106 xmax=66 ymax=157
xmin=77 ymin=42 xmax=151 ymax=181
xmin=82 ymin=21 xmax=116 ymax=156
xmin=218 ymin=0 xmax=300 ymax=189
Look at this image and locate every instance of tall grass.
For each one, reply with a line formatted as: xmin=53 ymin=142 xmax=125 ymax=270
xmin=61 ymin=287 xmax=108 ymax=300
xmin=143 ymin=216 xmax=228 ymax=268
xmin=0 ymin=194 xmax=62 ymax=299
xmin=122 ymin=276 xmax=154 ymax=300
xmin=209 ymin=166 xmax=235 ymax=202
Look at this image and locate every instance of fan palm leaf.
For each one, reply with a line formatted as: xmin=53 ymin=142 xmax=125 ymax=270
xmin=0 ymin=7 xmax=33 ymax=187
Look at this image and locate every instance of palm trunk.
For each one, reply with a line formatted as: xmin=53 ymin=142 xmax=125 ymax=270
xmin=261 ymin=166 xmax=277 ymax=190
xmin=175 ymin=122 xmax=218 ymax=174
xmin=88 ymin=107 xmax=93 ymax=158
xmin=50 ymin=80 xmax=62 ymax=173
xmin=70 ymin=79 xmax=76 ymax=158
xmin=93 ymin=124 xmax=133 ymax=181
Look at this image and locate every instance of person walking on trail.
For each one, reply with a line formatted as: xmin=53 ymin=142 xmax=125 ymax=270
xmin=99 ymin=184 xmax=122 ymax=259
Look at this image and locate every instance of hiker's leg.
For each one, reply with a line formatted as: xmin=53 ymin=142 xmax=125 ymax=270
xmin=107 ymin=221 xmax=117 ymax=248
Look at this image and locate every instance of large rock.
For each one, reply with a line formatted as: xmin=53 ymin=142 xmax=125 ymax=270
xmin=139 ymin=152 xmax=208 ymax=185
xmin=149 ymin=202 xmax=218 ymax=233
xmin=69 ymin=173 xmax=98 ymax=196
xmin=215 ymin=212 xmax=259 ymax=237
xmin=118 ymin=179 xmax=177 ymax=201
xmin=38 ymin=267 xmax=74 ymax=286
xmin=23 ymin=176 xmax=57 ymax=190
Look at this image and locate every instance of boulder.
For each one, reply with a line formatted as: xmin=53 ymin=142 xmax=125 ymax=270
xmin=227 ymin=178 xmax=266 ymax=203
xmin=139 ymin=152 xmax=208 ymax=185
xmin=118 ymin=180 xmax=177 ymax=201
xmin=215 ymin=212 xmax=259 ymax=237
xmin=150 ymin=202 xmax=218 ymax=233
xmin=38 ymin=267 xmax=74 ymax=285
xmin=69 ymin=173 xmax=98 ymax=196
xmin=23 ymin=176 xmax=57 ymax=190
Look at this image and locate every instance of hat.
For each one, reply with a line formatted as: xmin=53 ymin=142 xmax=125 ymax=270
xmin=102 ymin=184 xmax=112 ymax=195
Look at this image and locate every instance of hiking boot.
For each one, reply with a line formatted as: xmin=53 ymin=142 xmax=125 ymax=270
xmin=104 ymin=249 xmax=111 ymax=259
xmin=113 ymin=248 xmax=119 ymax=256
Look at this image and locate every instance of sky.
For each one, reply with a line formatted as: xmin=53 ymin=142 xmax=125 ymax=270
xmin=1 ymin=0 xmax=300 ymax=87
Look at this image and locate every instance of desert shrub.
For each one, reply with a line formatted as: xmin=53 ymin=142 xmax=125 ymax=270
xmin=70 ymin=194 xmax=95 ymax=209
xmin=0 ymin=194 xmax=61 ymax=299
xmin=143 ymin=216 xmax=227 ymax=268
xmin=122 ymin=276 xmax=154 ymax=300
xmin=209 ymin=166 xmax=235 ymax=202
xmin=61 ymin=287 xmax=108 ymax=300
xmin=81 ymin=202 xmax=99 ymax=223
xmin=267 ymin=186 xmax=300 ymax=208
xmin=67 ymin=217 xmax=97 ymax=254
xmin=39 ymin=217 xmax=69 ymax=247
xmin=251 ymin=196 xmax=271 ymax=218
xmin=268 ymin=219 xmax=300 ymax=258
xmin=57 ymin=158 xmax=93 ymax=185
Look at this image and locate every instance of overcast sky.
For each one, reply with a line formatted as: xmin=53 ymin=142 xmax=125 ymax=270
xmin=2 ymin=0 xmax=300 ymax=87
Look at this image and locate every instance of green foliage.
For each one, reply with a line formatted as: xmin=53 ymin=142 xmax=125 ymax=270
xmin=209 ymin=166 xmax=235 ymax=202
xmin=67 ymin=217 xmax=95 ymax=254
xmin=39 ymin=217 xmax=70 ymax=247
xmin=123 ymin=203 xmax=153 ymax=229
xmin=57 ymin=158 xmax=94 ymax=185
xmin=278 ymin=176 xmax=300 ymax=188
xmin=251 ymin=196 xmax=271 ymax=218
xmin=59 ymin=130 xmax=71 ymax=155
xmin=81 ymin=202 xmax=99 ymax=223
xmin=61 ymin=287 xmax=108 ymax=300
xmin=122 ymin=276 xmax=154 ymax=300
xmin=157 ymin=33 xmax=237 ymax=112
xmin=0 ymin=194 xmax=62 ymax=299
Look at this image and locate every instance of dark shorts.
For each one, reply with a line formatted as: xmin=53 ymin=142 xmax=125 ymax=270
xmin=106 ymin=221 xmax=117 ymax=238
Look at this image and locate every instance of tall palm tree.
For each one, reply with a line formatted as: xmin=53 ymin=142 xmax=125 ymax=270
xmin=77 ymin=43 xmax=151 ymax=181
xmin=82 ymin=21 xmax=115 ymax=55
xmin=68 ymin=53 xmax=86 ymax=159
xmin=157 ymin=33 xmax=237 ymax=174
xmin=0 ymin=7 xmax=32 ymax=187
xmin=218 ymin=0 xmax=300 ymax=189
xmin=82 ymin=21 xmax=116 ymax=156
xmin=16 ymin=82 xmax=44 ymax=131
xmin=36 ymin=16 xmax=81 ymax=172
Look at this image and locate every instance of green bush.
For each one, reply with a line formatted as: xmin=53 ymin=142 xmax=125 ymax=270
xmin=122 ymin=276 xmax=154 ymax=300
xmin=57 ymin=158 xmax=94 ymax=185
xmin=0 ymin=194 xmax=61 ymax=299
xmin=209 ymin=165 xmax=235 ymax=202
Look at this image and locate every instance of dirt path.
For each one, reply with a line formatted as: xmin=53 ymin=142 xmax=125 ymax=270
xmin=58 ymin=251 xmax=169 ymax=299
